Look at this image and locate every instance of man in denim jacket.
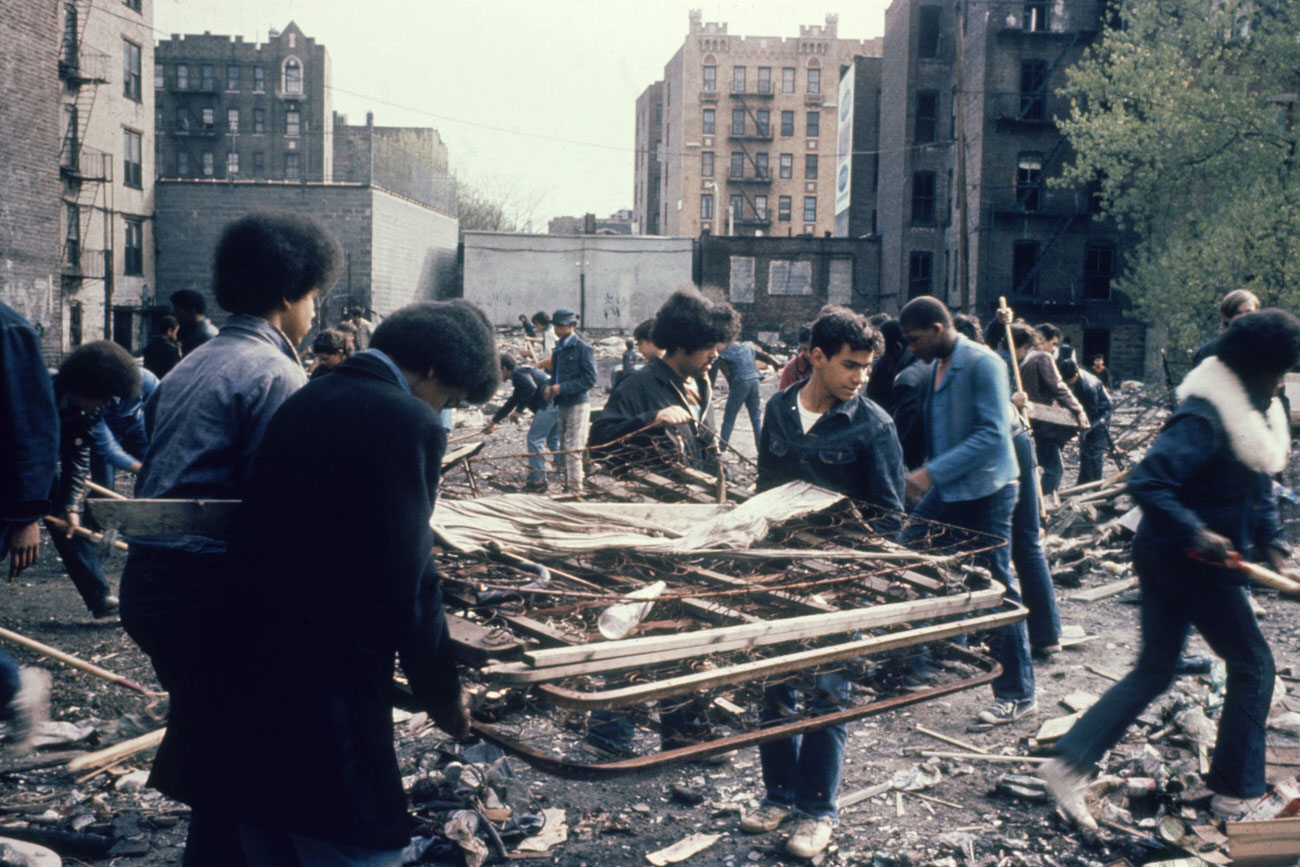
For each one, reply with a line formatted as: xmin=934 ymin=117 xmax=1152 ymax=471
xmin=542 ymin=307 xmax=596 ymax=495
xmin=742 ymin=308 xmax=904 ymax=860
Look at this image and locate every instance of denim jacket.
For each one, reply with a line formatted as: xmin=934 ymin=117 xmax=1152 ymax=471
xmin=551 ymin=333 xmax=596 ymax=406
xmin=137 ymin=315 xmax=306 ymax=509
xmin=0 ymin=303 xmax=58 ymax=524
xmin=758 ymin=383 xmax=905 ymax=513
xmin=921 ymin=336 xmax=1019 ymax=502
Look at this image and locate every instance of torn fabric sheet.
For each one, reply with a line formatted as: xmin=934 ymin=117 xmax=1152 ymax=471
xmin=431 ymin=480 xmax=844 ymax=557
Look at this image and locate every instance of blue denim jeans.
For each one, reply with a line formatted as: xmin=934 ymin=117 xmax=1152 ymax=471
xmin=0 ymin=650 xmax=18 ymax=719
xmin=1012 ymin=430 xmax=1060 ymax=649
xmin=47 ymin=525 xmax=112 ymax=613
xmin=1034 ymin=436 xmax=1064 ymax=495
xmin=525 ymin=407 xmax=559 ymax=483
xmin=1078 ymin=426 xmax=1107 ymax=485
xmin=758 ymin=671 xmax=851 ymax=819
xmin=720 ymin=379 xmax=762 ymax=453
xmin=911 ymin=483 xmax=1034 ymax=702
xmin=1054 ymin=548 xmax=1273 ymax=797
xmin=587 ymin=700 xmax=707 ymax=754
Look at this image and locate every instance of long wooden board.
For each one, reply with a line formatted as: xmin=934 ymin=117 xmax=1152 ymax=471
xmin=86 ymin=498 xmax=241 ymax=537
xmin=519 ymin=586 xmax=1004 ymax=668
xmin=535 ymin=603 xmax=1027 ymax=709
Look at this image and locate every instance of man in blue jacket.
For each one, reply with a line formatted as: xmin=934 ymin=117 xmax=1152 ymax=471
xmin=743 ymin=308 xmax=904 ymax=860
xmin=542 ymin=307 xmax=597 ymax=495
xmin=1060 ymin=358 xmax=1113 ymax=485
xmin=899 ymin=296 xmax=1035 ymax=729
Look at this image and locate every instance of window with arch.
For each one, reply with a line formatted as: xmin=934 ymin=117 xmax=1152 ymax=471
xmin=282 ymin=57 xmax=303 ymax=95
xmin=702 ymin=54 xmax=717 ymax=92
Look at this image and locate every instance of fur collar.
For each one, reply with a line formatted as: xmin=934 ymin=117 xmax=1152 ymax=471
xmin=1176 ymin=355 xmax=1290 ymax=474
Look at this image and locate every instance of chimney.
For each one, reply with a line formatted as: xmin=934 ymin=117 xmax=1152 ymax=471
xmin=366 ymin=111 xmax=374 ymax=127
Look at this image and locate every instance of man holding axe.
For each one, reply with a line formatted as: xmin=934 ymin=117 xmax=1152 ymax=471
xmin=1041 ymin=309 xmax=1300 ymax=828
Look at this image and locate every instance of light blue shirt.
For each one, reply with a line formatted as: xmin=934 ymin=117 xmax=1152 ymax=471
xmin=921 ymin=335 xmax=1019 ymax=503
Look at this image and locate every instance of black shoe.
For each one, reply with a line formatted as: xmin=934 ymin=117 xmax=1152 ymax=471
xmin=522 ymin=481 xmax=548 ymax=493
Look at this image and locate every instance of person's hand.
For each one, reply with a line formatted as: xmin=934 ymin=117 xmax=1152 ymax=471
xmin=7 ymin=521 xmax=40 ymax=581
xmin=508 ymin=410 xmax=522 ymax=422
xmin=430 ymin=691 xmax=472 ymax=739
xmin=1190 ymin=527 xmax=1234 ymax=564
xmin=1075 ymin=410 xmax=1090 ymax=429
xmin=63 ymin=512 xmax=80 ymax=540
xmin=543 ymin=384 xmax=559 ymax=401
xmin=130 ymin=461 xmax=142 ymax=473
xmin=1011 ymin=391 xmax=1027 ymax=409
xmin=905 ymin=468 xmax=934 ymax=500
xmin=654 ymin=406 xmax=693 ymax=427
xmin=996 ymin=307 xmax=1013 ymax=325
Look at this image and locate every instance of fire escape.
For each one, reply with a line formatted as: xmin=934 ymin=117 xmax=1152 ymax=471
xmin=58 ymin=0 xmax=112 ymax=317
xmin=991 ymin=2 xmax=1103 ymax=303
xmin=724 ymin=75 xmax=773 ymax=234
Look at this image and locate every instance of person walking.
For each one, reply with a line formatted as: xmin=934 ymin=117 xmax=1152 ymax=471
xmin=542 ymin=308 xmax=596 ymax=495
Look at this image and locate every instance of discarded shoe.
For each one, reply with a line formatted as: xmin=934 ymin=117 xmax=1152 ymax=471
xmin=1038 ymin=757 xmax=1098 ymax=831
xmin=1210 ymin=793 xmax=1253 ymax=822
xmin=8 ymin=668 xmax=50 ymax=754
xmin=785 ymin=816 xmax=833 ymax=859
xmin=740 ymin=801 xmax=791 ymax=834
xmin=91 ymin=595 xmax=120 ymax=619
xmin=973 ymin=698 xmax=1037 ymax=728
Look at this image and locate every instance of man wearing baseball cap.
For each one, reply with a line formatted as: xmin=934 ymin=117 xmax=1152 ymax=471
xmin=542 ymin=307 xmax=596 ymax=495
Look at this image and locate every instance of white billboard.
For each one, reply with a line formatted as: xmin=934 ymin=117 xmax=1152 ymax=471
xmin=834 ymin=62 xmax=855 ymax=218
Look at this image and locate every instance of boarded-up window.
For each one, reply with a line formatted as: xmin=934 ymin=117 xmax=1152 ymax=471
xmin=769 ymin=260 xmax=812 ymax=296
xmin=729 ymin=256 xmax=756 ymax=303
xmin=828 ymin=259 xmax=853 ymax=304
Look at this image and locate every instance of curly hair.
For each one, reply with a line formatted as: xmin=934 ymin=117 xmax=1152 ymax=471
xmin=1216 ymin=309 xmax=1300 ymax=378
xmin=370 ymin=301 xmax=500 ymax=404
xmin=810 ymin=309 xmax=883 ymax=358
xmin=1009 ymin=322 xmax=1040 ymax=350
xmin=57 ymin=340 xmax=140 ymax=401
xmin=952 ymin=313 xmax=984 ymax=344
xmin=632 ymin=318 xmax=655 ymax=343
xmin=213 ymin=211 xmax=344 ymax=316
xmin=311 ymin=329 xmax=350 ymax=356
xmin=651 ymin=290 xmax=739 ymax=354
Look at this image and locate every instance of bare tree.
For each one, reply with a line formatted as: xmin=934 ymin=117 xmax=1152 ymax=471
xmin=452 ymin=173 xmax=549 ymax=234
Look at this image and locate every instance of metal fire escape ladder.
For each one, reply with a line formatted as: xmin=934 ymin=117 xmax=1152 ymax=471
xmin=58 ymin=0 xmax=111 ymax=281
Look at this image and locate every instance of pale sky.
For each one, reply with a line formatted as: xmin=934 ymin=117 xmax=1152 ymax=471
xmin=153 ymin=0 xmax=891 ymax=228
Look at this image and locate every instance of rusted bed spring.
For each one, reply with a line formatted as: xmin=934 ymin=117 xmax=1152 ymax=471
xmin=472 ymin=642 xmax=1000 ymax=779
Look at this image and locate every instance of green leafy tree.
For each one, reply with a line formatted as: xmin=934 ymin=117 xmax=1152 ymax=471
xmin=1058 ymin=0 xmax=1300 ymax=358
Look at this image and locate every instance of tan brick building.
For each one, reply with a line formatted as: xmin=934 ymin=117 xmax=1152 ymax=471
xmin=58 ymin=0 xmax=156 ymax=352
xmin=640 ymin=11 xmax=880 ymax=238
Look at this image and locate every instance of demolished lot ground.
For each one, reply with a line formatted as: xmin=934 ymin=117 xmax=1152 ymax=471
xmin=5 ymin=352 xmax=1300 ymax=867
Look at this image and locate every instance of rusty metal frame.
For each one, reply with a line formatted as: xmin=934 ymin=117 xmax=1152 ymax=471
xmin=471 ymin=643 xmax=1000 ymax=779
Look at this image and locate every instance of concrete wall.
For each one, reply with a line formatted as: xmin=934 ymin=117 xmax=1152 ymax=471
xmin=371 ymin=189 xmax=458 ymax=312
xmin=0 ymin=0 xmax=62 ymax=360
xmin=462 ymin=232 xmax=695 ymax=329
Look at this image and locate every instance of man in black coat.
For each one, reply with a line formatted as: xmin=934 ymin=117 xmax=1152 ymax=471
xmin=162 ymin=301 xmax=498 ymax=865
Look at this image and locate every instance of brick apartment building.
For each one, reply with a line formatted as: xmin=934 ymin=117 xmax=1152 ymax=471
xmin=876 ymin=0 xmax=1141 ymax=374
xmin=638 ymin=12 xmax=881 ymax=238
xmin=548 ymin=210 xmax=635 ymax=235
xmin=333 ymin=111 xmax=454 ymax=212
xmin=633 ymin=82 xmax=663 ymax=235
xmin=154 ymin=22 xmax=332 ymax=183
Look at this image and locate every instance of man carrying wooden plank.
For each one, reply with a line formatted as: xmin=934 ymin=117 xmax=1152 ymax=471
xmin=159 ymin=301 xmax=499 ymax=864
xmin=741 ymin=308 xmax=905 ymax=860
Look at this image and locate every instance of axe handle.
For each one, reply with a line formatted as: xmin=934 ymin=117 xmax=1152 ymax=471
xmin=43 ymin=516 xmax=129 ymax=552
xmin=999 ymin=297 xmax=1049 ymax=520
xmin=1239 ymin=561 xmax=1300 ymax=596
xmin=0 ymin=624 xmax=155 ymax=694
xmin=86 ymin=480 xmax=128 ymax=501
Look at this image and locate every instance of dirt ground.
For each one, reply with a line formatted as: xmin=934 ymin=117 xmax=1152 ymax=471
xmin=3 ymin=349 xmax=1297 ymax=866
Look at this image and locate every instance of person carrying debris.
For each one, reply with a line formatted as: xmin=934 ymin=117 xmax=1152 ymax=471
xmin=163 ymin=301 xmax=496 ymax=864
xmin=1041 ymin=309 xmax=1300 ymax=828
xmin=0 ymin=301 xmax=57 ymax=749
xmin=741 ymin=308 xmax=904 ymax=860
xmin=584 ymin=289 xmax=738 ymax=759
xmin=1059 ymin=358 xmax=1112 ymax=485
xmin=541 ymin=307 xmax=596 ymax=496
xmin=484 ymin=353 xmax=557 ymax=492
xmin=47 ymin=340 xmax=142 ymax=620
xmin=898 ymin=296 xmax=1037 ymax=729
xmin=1012 ymin=323 xmax=1089 ymax=496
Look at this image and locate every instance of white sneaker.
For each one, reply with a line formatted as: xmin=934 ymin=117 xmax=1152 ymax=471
xmin=8 ymin=668 xmax=50 ymax=753
xmin=1210 ymin=793 xmax=1253 ymax=822
xmin=739 ymin=801 xmax=791 ymax=833
xmin=786 ymin=816 xmax=833 ymax=859
xmin=1038 ymin=757 xmax=1097 ymax=831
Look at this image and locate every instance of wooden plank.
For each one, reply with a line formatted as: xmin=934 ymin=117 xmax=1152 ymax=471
xmin=441 ymin=440 xmax=485 ymax=469
xmin=1070 ymin=576 xmax=1138 ymax=603
xmin=1226 ymin=816 xmax=1300 ymax=866
xmin=522 ymin=586 xmax=1004 ymax=668
xmin=1033 ymin=712 xmax=1083 ymax=744
xmin=85 ymin=498 xmax=240 ymax=538
xmin=535 ymin=604 xmax=1027 ymax=709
